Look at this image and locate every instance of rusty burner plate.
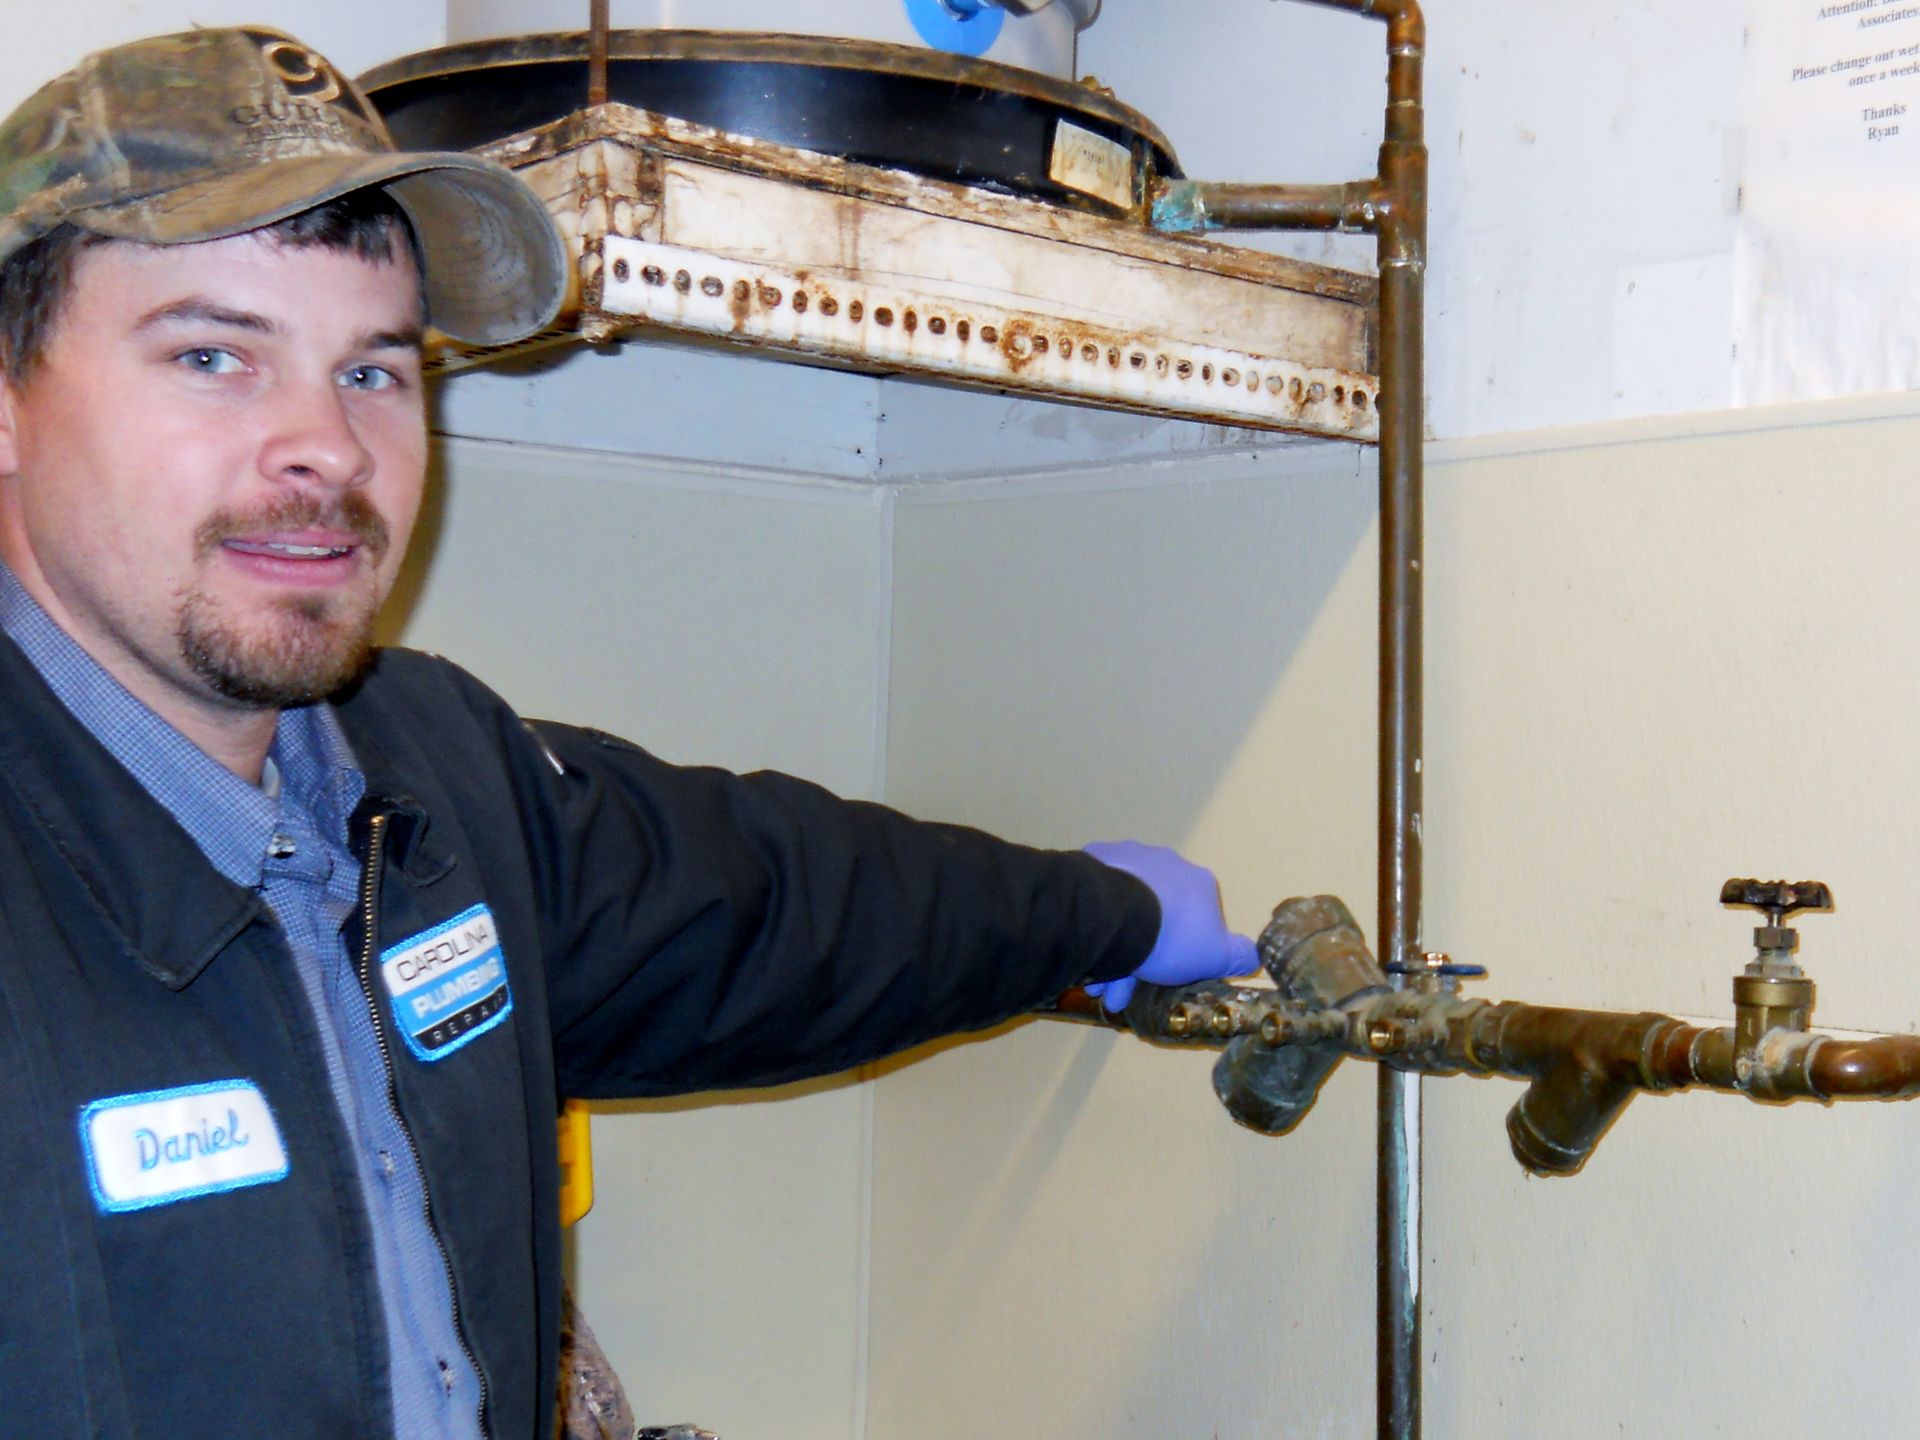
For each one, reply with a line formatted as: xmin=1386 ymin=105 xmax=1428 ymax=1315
xmin=357 ymin=29 xmax=1181 ymax=220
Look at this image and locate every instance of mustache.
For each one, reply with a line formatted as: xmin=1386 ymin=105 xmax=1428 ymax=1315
xmin=193 ymin=492 xmax=392 ymax=561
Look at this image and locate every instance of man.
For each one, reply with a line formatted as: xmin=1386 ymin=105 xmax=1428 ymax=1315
xmin=0 ymin=27 xmax=1254 ymax=1440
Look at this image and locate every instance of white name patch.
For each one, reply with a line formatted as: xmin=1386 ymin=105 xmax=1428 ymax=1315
xmin=81 ymin=1080 xmax=288 ymax=1214
xmin=380 ymin=904 xmax=513 ymax=1062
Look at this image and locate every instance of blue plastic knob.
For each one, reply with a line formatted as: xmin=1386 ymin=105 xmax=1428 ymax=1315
xmin=903 ymin=0 xmax=1006 ymax=55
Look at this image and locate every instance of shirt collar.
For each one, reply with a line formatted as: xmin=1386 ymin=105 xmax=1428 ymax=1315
xmin=0 ymin=560 xmax=365 ymax=888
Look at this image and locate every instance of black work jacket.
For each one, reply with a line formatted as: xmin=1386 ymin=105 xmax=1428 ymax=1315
xmin=0 ymin=639 xmax=1157 ymax=1439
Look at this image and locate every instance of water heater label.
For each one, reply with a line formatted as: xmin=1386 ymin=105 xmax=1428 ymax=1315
xmin=1049 ymin=120 xmax=1135 ymax=209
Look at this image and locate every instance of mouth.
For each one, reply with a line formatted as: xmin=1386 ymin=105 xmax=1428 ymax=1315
xmin=197 ymin=495 xmax=392 ymax=594
xmin=216 ymin=531 xmax=367 ymax=586
xmin=224 ymin=539 xmax=356 ymax=560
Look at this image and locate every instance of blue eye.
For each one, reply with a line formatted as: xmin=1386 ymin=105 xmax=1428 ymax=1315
xmin=177 ymin=347 xmax=243 ymax=375
xmin=341 ymin=364 xmax=398 ymax=392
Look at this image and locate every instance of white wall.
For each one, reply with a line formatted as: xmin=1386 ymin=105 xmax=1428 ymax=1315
xmin=0 ymin=1 xmax=444 ymax=110
xmin=0 ymin=0 xmax=1767 ymax=447
xmin=1082 ymin=0 xmax=1749 ymax=440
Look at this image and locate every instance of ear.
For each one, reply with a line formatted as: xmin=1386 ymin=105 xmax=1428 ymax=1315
xmin=0 ymin=370 xmax=21 ymax=479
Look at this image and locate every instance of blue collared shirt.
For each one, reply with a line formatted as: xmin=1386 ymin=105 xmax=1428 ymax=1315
xmin=0 ymin=562 xmax=483 ymax=1439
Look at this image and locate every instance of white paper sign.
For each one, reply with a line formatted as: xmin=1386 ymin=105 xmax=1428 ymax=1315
xmin=1736 ymin=1 xmax=1920 ymax=403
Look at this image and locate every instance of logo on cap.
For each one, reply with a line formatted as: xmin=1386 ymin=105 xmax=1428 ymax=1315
xmin=240 ymin=29 xmax=376 ymax=124
xmin=259 ymin=38 xmax=343 ymax=102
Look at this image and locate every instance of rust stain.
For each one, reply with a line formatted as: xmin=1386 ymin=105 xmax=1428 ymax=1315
xmin=1000 ymin=319 xmax=1035 ymax=374
xmin=533 ymin=212 xmax=1383 ymax=443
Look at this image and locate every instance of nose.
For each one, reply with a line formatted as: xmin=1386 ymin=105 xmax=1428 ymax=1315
xmin=256 ymin=378 xmax=373 ymax=490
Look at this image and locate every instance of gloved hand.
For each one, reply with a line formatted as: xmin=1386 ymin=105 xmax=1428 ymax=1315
xmin=1082 ymin=840 xmax=1259 ymax=1012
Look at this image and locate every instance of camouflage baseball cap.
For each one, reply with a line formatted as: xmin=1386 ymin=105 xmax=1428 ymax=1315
xmin=0 ymin=26 xmax=568 ymax=347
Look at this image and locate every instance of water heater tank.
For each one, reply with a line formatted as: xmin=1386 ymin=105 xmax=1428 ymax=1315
xmin=447 ymin=0 xmax=1095 ymax=79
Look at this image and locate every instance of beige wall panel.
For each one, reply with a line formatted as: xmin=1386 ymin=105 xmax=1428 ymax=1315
xmin=1424 ymin=402 xmax=1920 ymax=1031
xmin=1421 ymin=399 xmax=1920 ymax=1434
xmin=396 ymin=437 xmax=887 ymax=792
xmin=871 ymin=397 xmax=1920 ymax=1436
xmin=871 ymin=453 xmax=1382 ymax=1439
xmin=389 ymin=434 xmax=887 ymax=1439
xmin=1424 ymin=1073 xmax=1920 ymax=1436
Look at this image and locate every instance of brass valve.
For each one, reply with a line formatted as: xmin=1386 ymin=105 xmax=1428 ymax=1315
xmin=1050 ymin=876 xmax=1920 ymax=1178
xmin=1720 ymin=878 xmax=1829 ymax=1057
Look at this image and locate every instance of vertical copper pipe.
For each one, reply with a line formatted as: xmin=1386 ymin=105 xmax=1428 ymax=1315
xmin=588 ymin=0 xmax=611 ymax=108
xmin=1146 ymin=4 xmax=1427 ymax=1430
xmin=1361 ymin=6 xmax=1427 ymax=1439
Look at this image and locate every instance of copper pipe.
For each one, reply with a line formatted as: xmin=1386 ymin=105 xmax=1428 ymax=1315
xmin=1808 ymin=1034 xmax=1920 ymax=1098
xmin=1056 ymin=976 xmax=1920 ymax=1146
xmin=1141 ymin=6 xmax=1427 ymax=1431
xmin=1268 ymin=13 xmax=1425 ymax=1438
xmin=1344 ymin=7 xmax=1425 ymax=1437
xmin=587 ymin=0 xmax=611 ymax=108
xmin=1686 ymin=1025 xmax=1739 ymax=1089
xmin=1152 ymin=180 xmax=1377 ymax=234
xmin=1462 ymin=1004 xmax=1701 ymax=1089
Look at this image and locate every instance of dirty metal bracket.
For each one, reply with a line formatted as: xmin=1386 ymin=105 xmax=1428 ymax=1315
xmin=596 ymin=235 xmax=1380 ymax=435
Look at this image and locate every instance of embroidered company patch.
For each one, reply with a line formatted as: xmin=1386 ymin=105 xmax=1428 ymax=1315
xmin=380 ymin=904 xmax=513 ymax=1061
xmin=80 ymin=1080 xmax=289 ymax=1214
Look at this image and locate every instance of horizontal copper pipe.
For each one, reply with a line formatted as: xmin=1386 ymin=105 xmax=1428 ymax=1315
xmin=1044 ymin=983 xmax=1920 ymax=1170
xmin=1152 ymin=179 xmax=1379 ymax=235
xmin=1808 ymin=1033 xmax=1920 ymax=1098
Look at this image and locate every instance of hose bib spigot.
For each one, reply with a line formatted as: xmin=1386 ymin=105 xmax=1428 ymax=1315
xmin=1720 ymin=878 xmax=1828 ymax=1057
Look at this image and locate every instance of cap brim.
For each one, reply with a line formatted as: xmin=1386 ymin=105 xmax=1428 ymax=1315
xmin=71 ymin=150 xmax=568 ymax=348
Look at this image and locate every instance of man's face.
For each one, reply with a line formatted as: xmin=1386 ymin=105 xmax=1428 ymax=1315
xmin=0 ymin=228 xmax=427 ymax=716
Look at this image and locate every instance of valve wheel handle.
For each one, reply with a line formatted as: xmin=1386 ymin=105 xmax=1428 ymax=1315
xmin=1719 ymin=879 xmax=1833 ymax=921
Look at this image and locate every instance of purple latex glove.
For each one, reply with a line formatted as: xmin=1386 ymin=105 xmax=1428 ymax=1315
xmin=1082 ymin=840 xmax=1259 ymax=1012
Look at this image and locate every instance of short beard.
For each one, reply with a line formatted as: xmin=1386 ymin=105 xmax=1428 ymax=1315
xmin=177 ymin=492 xmax=391 ymax=708
xmin=177 ymin=588 xmax=378 ymax=707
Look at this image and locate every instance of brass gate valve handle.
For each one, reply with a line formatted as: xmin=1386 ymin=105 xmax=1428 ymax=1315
xmin=1719 ymin=878 xmax=1832 ymax=922
xmin=1721 ymin=878 xmax=1829 ymax=1056
xmin=1719 ymin=878 xmax=1832 ymax=962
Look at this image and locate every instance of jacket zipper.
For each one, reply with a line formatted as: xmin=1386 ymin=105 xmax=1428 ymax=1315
xmin=356 ymin=810 xmax=493 ymax=1437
